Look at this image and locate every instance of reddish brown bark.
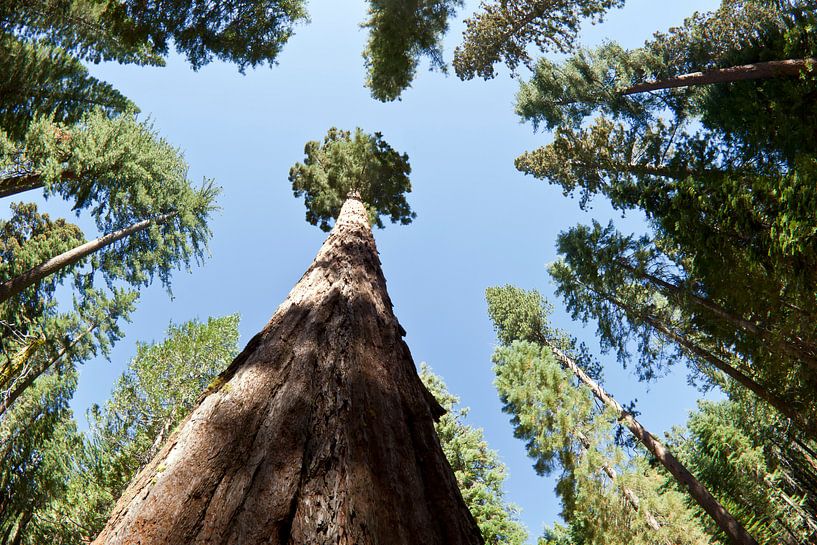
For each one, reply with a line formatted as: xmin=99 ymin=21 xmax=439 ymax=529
xmin=93 ymin=196 xmax=483 ymax=545
xmin=0 ymin=174 xmax=44 ymax=199
xmin=622 ymin=58 xmax=817 ymax=95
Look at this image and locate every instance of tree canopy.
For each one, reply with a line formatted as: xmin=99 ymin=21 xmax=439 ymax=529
xmin=0 ymin=315 xmax=241 ymax=543
xmin=454 ymin=0 xmax=623 ymax=80
xmin=289 ymin=127 xmax=415 ymax=231
xmin=486 ymin=286 xmax=711 ymax=545
xmin=363 ymin=0 xmax=463 ymax=101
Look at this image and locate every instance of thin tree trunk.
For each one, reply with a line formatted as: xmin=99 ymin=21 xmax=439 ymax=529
xmin=593 ymin=285 xmax=817 ymax=441
xmin=575 ymin=431 xmax=664 ymax=534
xmin=0 ymin=211 xmax=177 ymax=304
xmin=0 ymin=173 xmax=45 ymax=199
xmin=622 ymin=58 xmax=817 ymax=95
xmin=0 ymin=322 xmax=98 ymax=416
xmin=93 ymin=196 xmax=483 ymax=545
xmin=544 ymin=341 xmax=758 ymax=545
xmin=626 ymin=263 xmax=817 ymax=372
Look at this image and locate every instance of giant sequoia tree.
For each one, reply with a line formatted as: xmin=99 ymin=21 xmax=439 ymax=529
xmin=92 ymin=136 xmax=483 ymax=544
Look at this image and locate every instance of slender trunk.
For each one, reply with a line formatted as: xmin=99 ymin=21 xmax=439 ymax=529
xmin=544 ymin=341 xmax=758 ymax=545
xmin=595 ymin=285 xmax=817 ymax=441
xmin=0 ymin=173 xmax=45 ymax=199
xmin=622 ymin=58 xmax=817 ymax=95
xmin=628 ymin=264 xmax=817 ymax=372
xmin=0 ymin=211 xmax=177 ymax=304
xmin=575 ymin=431 xmax=664 ymax=533
xmin=93 ymin=196 xmax=483 ymax=544
xmin=0 ymin=322 xmax=97 ymax=416
xmin=641 ymin=313 xmax=817 ymax=440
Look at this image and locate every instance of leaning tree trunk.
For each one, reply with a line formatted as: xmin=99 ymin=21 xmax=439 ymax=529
xmin=0 ymin=211 xmax=176 ymax=304
xmin=93 ymin=196 xmax=484 ymax=545
xmin=575 ymin=431 xmax=664 ymax=534
xmin=0 ymin=173 xmax=45 ymax=199
xmin=545 ymin=342 xmax=758 ymax=545
xmin=622 ymin=58 xmax=817 ymax=95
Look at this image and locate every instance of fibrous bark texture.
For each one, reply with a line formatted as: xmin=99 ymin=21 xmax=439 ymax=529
xmin=93 ymin=197 xmax=484 ymax=545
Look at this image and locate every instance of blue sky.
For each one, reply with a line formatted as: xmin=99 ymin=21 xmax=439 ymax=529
xmin=21 ymin=0 xmax=719 ymax=539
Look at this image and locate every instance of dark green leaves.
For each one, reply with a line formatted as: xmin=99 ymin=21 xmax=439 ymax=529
xmin=420 ymin=364 xmax=528 ymax=545
xmin=289 ymin=127 xmax=415 ymax=231
xmin=454 ymin=0 xmax=624 ymax=81
xmin=363 ymin=0 xmax=463 ymax=101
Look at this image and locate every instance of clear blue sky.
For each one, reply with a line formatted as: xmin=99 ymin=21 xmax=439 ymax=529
xmin=25 ymin=0 xmax=718 ymax=540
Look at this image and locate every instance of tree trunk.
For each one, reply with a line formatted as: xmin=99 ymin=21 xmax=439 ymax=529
xmin=622 ymin=58 xmax=817 ymax=95
xmin=544 ymin=342 xmax=758 ymax=545
xmin=0 ymin=211 xmax=176 ymax=304
xmin=596 ymin=286 xmax=817 ymax=441
xmin=0 ymin=173 xmax=45 ymax=199
xmin=627 ymin=263 xmax=817 ymax=373
xmin=92 ymin=196 xmax=483 ymax=545
xmin=0 ymin=323 xmax=97 ymax=416
xmin=575 ymin=431 xmax=664 ymax=534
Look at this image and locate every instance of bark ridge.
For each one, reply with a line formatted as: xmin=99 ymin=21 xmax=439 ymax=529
xmin=93 ymin=197 xmax=484 ymax=545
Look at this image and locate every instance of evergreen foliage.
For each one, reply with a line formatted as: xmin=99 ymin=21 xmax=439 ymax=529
xmin=670 ymin=397 xmax=817 ymax=545
xmin=1 ymin=110 xmax=219 ymax=288
xmin=0 ymin=369 xmax=80 ymax=544
xmin=420 ymin=363 xmax=528 ymax=545
xmin=453 ymin=0 xmax=623 ymax=80
xmin=363 ymin=0 xmax=463 ymax=101
xmin=0 ymin=203 xmax=137 ymax=417
xmin=549 ymin=221 xmax=817 ymax=439
xmin=0 ymin=0 xmax=309 ymax=71
xmin=289 ymin=127 xmax=415 ymax=231
xmin=0 ymin=315 xmax=241 ymax=543
xmin=0 ymin=110 xmax=218 ymax=413
xmin=0 ymin=34 xmax=133 ymax=141
xmin=514 ymin=0 xmax=817 ymax=446
xmin=485 ymin=286 xmax=709 ymax=545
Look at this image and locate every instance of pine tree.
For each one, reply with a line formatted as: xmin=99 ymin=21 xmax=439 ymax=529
xmin=289 ymin=127 xmax=416 ymax=230
xmin=486 ymin=285 xmax=758 ymax=545
xmin=363 ymin=0 xmax=463 ymax=101
xmin=548 ymin=222 xmax=817 ymax=440
xmin=420 ymin=364 xmax=528 ymax=545
xmin=0 ymin=110 xmax=218 ymax=412
xmin=91 ymin=136 xmax=483 ymax=544
xmin=0 ymin=369 xmax=80 ymax=543
xmin=453 ymin=0 xmax=623 ymax=80
xmin=11 ymin=315 xmax=243 ymax=544
xmin=670 ymin=397 xmax=817 ymax=545
xmin=0 ymin=203 xmax=137 ymax=417
xmin=512 ymin=0 xmax=817 ymax=437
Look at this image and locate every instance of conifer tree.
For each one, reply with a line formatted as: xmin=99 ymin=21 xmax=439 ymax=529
xmin=549 ymin=222 xmax=817 ymax=441
xmin=420 ymin=364 xmax=528 ymax=545
xmin=0 ymin=110 xmax=217 ymax=412
xmin=453 ymin=0 xmax=623 ymax=80
xmin=10 ymin=315 xmax=244 ymax=544
xmin=0 ymin=369 xmax=80 ymax=543
xmin=0 ymin=203 xmax=137 ymax=417
xmin=513 ymin=0 xmax=817 ymax=429
xmin=363 ymin=0 xmax=463 ymax=101
xmin=90 ymin=136 xmax=483 ymax=544
xmin=670 ymin=397 xmax=817 ymax=545
xmin=289 ymin=127 xmax=416 ymax=230
xmin=486 ymin=285 xmax=758 ymax=545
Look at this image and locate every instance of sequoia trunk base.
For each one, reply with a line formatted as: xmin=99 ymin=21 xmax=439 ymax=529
xmin=93 ymin=197 xmax=483 ymax=545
